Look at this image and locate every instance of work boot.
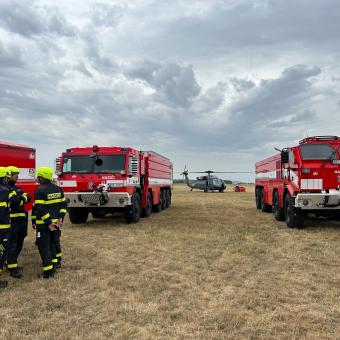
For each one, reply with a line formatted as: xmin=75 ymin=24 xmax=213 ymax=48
xmin=9 ymin=268 xmax=23 ymax=279
xmin=0 ymin=280 xmax=8 ymax=288
xmin=54 ymin=261 xmax=61 ymax=270
xmin=38 ymin=269 xmax=55 ymax=279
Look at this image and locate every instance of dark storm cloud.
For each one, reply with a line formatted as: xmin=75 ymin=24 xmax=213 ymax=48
xmin=126 ymin=0 xmax=340 ymax=60
xmin=125 ymin=61 xmax=201 ymax=107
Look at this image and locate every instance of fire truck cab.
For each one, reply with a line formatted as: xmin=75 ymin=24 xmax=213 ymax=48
xmin=255 ymin=136 xmax=340 ymax=228
xmin=56 ymin=145 xmax=173 ymax=224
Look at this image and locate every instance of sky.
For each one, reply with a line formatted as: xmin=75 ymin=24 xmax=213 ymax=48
xmin=1 ymin=0 xmax=340 ymax=182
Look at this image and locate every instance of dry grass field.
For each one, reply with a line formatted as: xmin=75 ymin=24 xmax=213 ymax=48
xmin=1 ymin=183 xmax=340 ymax=339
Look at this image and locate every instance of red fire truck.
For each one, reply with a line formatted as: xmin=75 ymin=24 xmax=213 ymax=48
xmin=56 ymin=145 xmax=173 ymax=224
xmin=255 ymin=136 xmax=340 ymax=228
xmin=0 ymin=141 xmax=37 ymax=211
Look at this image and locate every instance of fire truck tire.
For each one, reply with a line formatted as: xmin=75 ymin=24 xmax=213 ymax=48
xmin=125 ymin=193 xmax=141 ymax=224
xmin=165 ymin=189 xmax=171 ymax=208
xmin=261 ymin=189 xmax=272 ymax=213
xmin=284 ymin=193 xmax=304 ymax=228
xmin=69 ymin=208 xmax=89 ymax=224
xmin=161 ymin=190 xmax=166 ymax=210
xmin=142 ymin=192 xmax=153 ymax=218
xmin=255 ymin=187 xmax=262 ymax=209
xmin=273 ymin=191 xmax=285 ymax=221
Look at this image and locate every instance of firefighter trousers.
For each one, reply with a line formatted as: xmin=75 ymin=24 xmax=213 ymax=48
xmin=0 ymin=229 xmax=9 ymax=270
xmin=55 ymin=229 xmax=62 ymax=263
xmin=7 ymin=220 xmax=27 ymax=269
xmin=36 ymin=227 xmax=56 ymax=272
xmin=16 ymin=217 xmax=28 ymax=258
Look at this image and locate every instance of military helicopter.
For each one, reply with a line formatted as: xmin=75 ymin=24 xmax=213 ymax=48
xmin=181 ymin=167 xmax=251 ymax=192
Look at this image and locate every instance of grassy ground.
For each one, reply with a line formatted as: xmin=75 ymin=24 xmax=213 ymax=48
xmin=1 ymin=184 xmax=340 ymax=339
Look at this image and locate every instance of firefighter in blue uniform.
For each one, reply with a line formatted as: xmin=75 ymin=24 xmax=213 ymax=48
xmin=32 ymin=167 xmax=67 ymax=278
xmin=6 ymin=166 xmax=31 ymax=278
xmin=0 ymin=167 xmax=23 ymax=288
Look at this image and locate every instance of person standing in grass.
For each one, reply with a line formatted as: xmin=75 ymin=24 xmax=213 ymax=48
xmin=0 ymin=167 xmax=23 ymax=288
xmin=32 ymin=167 xmax=67 ymax=279
xmin=6 ymin=166 xmax=31 ymax=279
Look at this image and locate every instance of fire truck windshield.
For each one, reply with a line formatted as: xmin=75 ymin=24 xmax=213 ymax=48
xmin=62 ymin=155 xmax=126 ymax=174
xmin=300 ymin=144 xmax=338 ymax=160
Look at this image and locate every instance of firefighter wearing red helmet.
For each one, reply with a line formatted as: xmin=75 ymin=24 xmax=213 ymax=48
xmin=32 ymin=167 xmax=67 ymax=279
xmin=0 ymin=167 xmax=24 ymax=288
xmin=6 ymin=166 xmax=31 ymax=279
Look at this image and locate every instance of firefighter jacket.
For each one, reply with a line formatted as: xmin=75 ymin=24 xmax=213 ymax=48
xmin=0 ymin=181 xmax=22 ymax=230
xmin=32 ymin=181 xmax=67 ymax=228
xmin=7 ymin=182 xmax=31 ymax=221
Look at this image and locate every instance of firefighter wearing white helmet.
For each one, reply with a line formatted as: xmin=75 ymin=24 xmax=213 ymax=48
xmin=32 ymin=167 xmax=67 ymax=279
xmin=6 ymin=166 xmax=31 ymax=279
xmin=0 ymin=167 xmax=23 ymax=288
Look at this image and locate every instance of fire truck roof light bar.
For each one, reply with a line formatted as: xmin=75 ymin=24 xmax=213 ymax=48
xmin=299 ymin=136 xmax=340 ymax=144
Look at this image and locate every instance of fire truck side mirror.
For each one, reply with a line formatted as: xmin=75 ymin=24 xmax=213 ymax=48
xmin=281 ymin=150 xmax=289 ymax=164
xmin=55 ymin=157 xmax=62 ymax=176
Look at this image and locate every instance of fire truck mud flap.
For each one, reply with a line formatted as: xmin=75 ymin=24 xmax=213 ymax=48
xmin=295 ymin=191 xmax=340 ymax=210
xmin=65 ymin=192 xmax=132 ymax=208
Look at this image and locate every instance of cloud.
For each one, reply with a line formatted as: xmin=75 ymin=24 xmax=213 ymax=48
xmin=0 ymin=0 xmax=76 ymax=38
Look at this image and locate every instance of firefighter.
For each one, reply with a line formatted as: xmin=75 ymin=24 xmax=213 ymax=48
xmin=32 ymin=167 xmax=67 ymax=279
xmin=0 ymin=167 xmax=22 ymax=288
xmin=6 ymin=166 xmax=31 ymax=278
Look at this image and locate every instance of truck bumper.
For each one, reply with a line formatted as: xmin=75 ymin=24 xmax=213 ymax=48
xmin=65 ymin=192 xmax=132 ymax=208
xmin=295 ymin=191 xmax=340 ymax=210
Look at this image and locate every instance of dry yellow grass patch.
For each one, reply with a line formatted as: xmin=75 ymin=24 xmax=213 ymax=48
xmin=1 ymin=184 xmax=340 ymax=339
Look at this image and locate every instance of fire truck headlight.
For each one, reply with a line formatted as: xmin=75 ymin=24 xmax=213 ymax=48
xmin=302 ymin=199 xmax=309 ymax=206
xmin=119 ymin=198 xmax=125 ymax=204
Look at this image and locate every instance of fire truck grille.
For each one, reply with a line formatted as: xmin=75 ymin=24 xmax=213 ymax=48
xmin=79 ymin=193 xmax=106 ymax=206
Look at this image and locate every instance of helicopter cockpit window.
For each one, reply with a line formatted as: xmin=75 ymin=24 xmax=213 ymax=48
xmin=213 ymin=179 xmax=220 ymax=186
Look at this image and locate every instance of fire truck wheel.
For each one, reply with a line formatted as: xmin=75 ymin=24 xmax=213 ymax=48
xmin=125 ymin=193 xmax=141 ymax=224
xmin=142 ymin=192 xmax=153 ymax=218
xmin=165 ymin=189 xmax=171 ymax=208
xmin=261 ymin=189 xmax=272 ymax=213
xmin=284 ymin=193 xmax=304 ymax=228
xmin=161 ymin=190 xmax=167 ymax=210
xmin=69 ymin=208 xmax=89 ymax=224
xmin=273 ymin=191 xmax=285 ymax=221
xmin=255 ymin=187 xmax=262 ymax=209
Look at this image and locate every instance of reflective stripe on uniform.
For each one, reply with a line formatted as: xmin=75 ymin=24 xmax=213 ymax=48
xmin=9 ymin=191 xmax=16 ymax=199
xmin=36 ymin=218 xmax=58 ymax=225
xmin=56 ymin=253 xmax=62 ymax=258
xmin=0 ymin=224 xmax=10 ymax=229
xmin=10 ymin=213 xmax=26 ymax=218
xmin=42 ymin=265 xmax=53 ymax=271
xmin=35 ymin=198 xmax=66 ymax=205
xmin=0 ymin=202 xmax=7 ymax=207
xmin=7 ymin=263 xmax=18 ymax=269
xmin=52 ymin=259 xmax=58 ymax=263
xmin=60 ymin=209 xmax=67 ymax=214
xmin=41 ymin=213 xmax=50 ymax=221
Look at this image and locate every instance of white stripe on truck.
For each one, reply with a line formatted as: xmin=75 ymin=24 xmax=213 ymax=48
xmin=149 ymin=178 xmax=172 ymax=185
xmin=58 ymin=180 xmax=77 ymax=187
